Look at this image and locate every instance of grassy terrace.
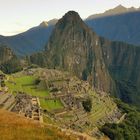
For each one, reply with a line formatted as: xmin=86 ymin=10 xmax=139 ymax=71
xmin=40 ymin=99 xmax=64 ymax=111
xmin=88 ymin=91 xmax=117 ymax=125
xmin=6 ymin=75 xmax=49 ymax=97
xmin=6 ymin=74 xmax=63 ymax=111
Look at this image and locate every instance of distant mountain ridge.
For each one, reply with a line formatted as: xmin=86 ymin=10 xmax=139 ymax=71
xmin=86 ymin=11 xmax=140 ymax=46
xmin=85 ymin=5 xmax=140 ymax=46
xmin=0 ymin=20 xmax=56 ymax=56
xmin=86 ymin=5 xmax=140 ymax=20
xmin=47 ymin=19 xmax=58 ymax=25
xmin=39 ymin=21 xmax=49 ymax=27
xmin=40 ymin=19 xmax=58 ymax=27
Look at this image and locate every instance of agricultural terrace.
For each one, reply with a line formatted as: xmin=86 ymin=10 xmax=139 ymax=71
xmin=6 ymin=74 xmax=64 ymax=111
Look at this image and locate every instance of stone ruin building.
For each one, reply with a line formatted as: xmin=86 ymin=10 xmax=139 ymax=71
xmin=11 ymin=92 xmax=43 ymax=122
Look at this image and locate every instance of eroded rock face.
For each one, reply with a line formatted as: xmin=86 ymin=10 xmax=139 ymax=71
xmin=45 ymin=11 xmax=115 ymax=93
xmin=0 ymin=45 xmax=14 ymax=64
xmin=100 ymin=39 xmax=140 ymax=106
xmin=0 ymin=44 xmax=22 ymax=74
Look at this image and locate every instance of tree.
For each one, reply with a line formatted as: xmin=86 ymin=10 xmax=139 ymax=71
xmin=82 ymin=97 xmax=92 ymax=112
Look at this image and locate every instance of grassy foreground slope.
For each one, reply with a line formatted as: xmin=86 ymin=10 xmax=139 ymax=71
xmin=0 ymin=109 xmax=77 ymax=140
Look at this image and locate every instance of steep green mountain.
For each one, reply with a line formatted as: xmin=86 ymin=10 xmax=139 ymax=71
xmin=30 ymin=11 xmax=116 ymax=93
xmin=100 ymin=39 xmax=140 ymax=106
xmin=0 ymin=44 xmax=22 ymax=73
xmin=86 ymin=6 xmax=140 ymax=45
xmin=30 ymin=11 xmax=140 ymax=108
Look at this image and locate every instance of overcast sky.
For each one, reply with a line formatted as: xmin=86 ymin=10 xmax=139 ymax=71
xmin=0 ymin=0 xmax=140 ymax=36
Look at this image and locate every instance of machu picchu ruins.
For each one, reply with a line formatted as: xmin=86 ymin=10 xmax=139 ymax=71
xmin=0 ymin=68 xmax=125 ymax=139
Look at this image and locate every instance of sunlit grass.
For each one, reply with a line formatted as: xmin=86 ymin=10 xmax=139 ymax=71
xmin=6 ymin=75 xmax=49 ymax=97
xmin=0 ymin=109 xmax=77 ymax=140
xmin=40 ymin=99 xmax=64 ymax=111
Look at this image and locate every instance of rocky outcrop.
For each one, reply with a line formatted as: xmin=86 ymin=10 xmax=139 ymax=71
xmin=0 ymin=44 xmax=22 ymax=73
xmin=100 ymin=39 xmax=140 ymax=106
xmin=0 ymin=45 xmax=14 ymax=64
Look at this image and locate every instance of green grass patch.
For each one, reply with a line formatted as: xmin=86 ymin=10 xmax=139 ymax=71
xmin=40 ymin=99 xmax=64 ymax=111
xmin=6 ymin=75 xmax=49 ymax=97
xmin=88 ymin=90 xmax=116 ymax=124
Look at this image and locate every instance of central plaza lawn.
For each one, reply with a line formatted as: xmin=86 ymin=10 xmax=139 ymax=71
xmin=6 ymin=75 xmax=64 ymax=111
xmin=40 ymin=99 xmax=64 ymax=111
xmin=6 ymin=75 xmax=49 ymax=97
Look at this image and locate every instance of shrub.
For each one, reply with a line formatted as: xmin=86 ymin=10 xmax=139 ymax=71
xmin=82 ymin=97 xmax=92 ymax=112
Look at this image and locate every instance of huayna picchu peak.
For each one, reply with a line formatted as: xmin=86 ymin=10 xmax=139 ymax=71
xmin=31 ymin=11 xmax=116 ymax=94
xmin=61 ymin=11 xmax=82 ymax=21
xmin=54 ymin=11 xmax=86 ymax=32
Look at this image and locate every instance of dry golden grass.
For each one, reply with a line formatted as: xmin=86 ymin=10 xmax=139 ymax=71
xmin=0 ymin=109 xmax=77 ymax=140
